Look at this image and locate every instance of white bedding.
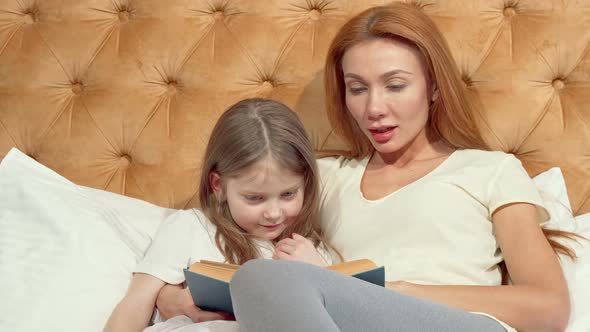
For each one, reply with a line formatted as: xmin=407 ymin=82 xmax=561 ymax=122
xmin=145 ymin=316 xmax=238 ymax=332
xmin=0 ymin=148 xmax=588 ymax=331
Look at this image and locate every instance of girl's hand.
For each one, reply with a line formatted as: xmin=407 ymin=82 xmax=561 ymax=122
xmin=273 ymin=233 xmax=327 ymax=267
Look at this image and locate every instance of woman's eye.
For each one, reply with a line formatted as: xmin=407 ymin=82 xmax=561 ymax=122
xmin=387 ymin=84 xmax=406 ymax=92
xmin=348 ymin=86 xmax=366 ymax=95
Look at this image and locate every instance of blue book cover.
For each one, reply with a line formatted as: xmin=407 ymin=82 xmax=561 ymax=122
xmin=183 ymin=261 xmax=385 ymax=314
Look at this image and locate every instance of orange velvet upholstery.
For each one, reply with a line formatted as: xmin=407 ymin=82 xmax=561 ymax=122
xmin=0 ymin=0 xmax=588 ymax=215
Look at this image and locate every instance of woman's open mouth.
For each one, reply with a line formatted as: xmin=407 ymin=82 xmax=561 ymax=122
xmin=368 ymin=127 xmax=396 ymax=143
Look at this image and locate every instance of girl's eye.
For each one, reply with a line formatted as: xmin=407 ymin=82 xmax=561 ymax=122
xmin=244 ymin=195 xmax=263 ymax=202
xmin=281 ymin=191 xmax=296 ymax=199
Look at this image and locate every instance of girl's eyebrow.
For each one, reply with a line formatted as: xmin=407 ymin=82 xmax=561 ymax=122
xmin=282 ymin=184 xmax=302 ymax=192
xmin=240 ymin=184 xmax=301 ymax=195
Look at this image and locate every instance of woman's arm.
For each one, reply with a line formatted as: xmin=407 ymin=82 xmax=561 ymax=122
xmin=389 ymin=203 xmax=570 ymax=332
xmin=104 ymin=273 xmax=166 ymax=332
xmin=155 ymin=283 xmax=233 ymax=322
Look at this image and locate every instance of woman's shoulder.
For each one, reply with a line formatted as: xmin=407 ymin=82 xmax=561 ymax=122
xmin=454 ymin=148 xmax=514 ymax=162
xmin=452 ymin=149 xmax=520 ymax=169
xmin=440 ymin=149 xmax=526 ymax=183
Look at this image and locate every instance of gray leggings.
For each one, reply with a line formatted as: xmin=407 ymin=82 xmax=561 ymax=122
xmin=230 ymin=259 xmax=506 ymax=332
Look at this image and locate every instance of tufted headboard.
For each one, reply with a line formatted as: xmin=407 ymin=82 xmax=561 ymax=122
xmin=0 ymin=0 xmax=588 ymax=215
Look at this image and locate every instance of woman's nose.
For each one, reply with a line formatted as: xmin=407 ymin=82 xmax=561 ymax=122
xmin=367 ymin=91 xmax=387 ymax=120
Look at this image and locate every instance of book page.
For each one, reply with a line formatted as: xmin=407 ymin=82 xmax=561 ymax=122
xmin=188 ymin=261 xmax=238 ymax=282
xmin=327 ymin=259 xmax=377 ymax=275
xmin=189 ymin=258 xmax=379 ymax=282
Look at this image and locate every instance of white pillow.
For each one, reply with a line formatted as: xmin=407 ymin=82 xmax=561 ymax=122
xmin=559 ymin=213 xmax=590 ymax=332
xmin=533 ymin=167 xmax=576 ymax=231
xmin=532 ymin=167 xmax=589 ymax=331
xmin=0 ymin=148 xmax=176 ymax=332
xmin=0 ymin=149 xmax=586 ymax=331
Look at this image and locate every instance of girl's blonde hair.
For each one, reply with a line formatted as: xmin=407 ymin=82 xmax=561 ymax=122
xmin=199 ymin=98 xmax=328 ymax=264
xmin=324 ymin=3 xmax=577 ymax=261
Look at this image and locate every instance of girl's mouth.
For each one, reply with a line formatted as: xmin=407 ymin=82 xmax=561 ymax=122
xmin=260 ymin=224 xmax=281 ymax=229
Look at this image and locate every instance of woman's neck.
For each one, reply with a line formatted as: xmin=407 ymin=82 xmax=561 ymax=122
xmin=370 ymin=130 xmax=455 ymax=168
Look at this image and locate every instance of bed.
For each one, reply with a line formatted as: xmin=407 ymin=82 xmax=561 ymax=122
xmin=0 ymin=0 xmax=588 ymax=331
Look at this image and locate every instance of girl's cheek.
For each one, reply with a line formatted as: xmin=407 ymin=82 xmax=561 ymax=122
xmin=288 ymin=196 xmax=305 ymax=217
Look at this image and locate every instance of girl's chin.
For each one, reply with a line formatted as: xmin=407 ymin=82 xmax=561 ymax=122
xmin=257 ymin=229 xmax=284 ymax=241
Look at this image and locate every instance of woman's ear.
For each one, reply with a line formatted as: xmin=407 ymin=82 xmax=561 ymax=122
xmin=209 ymin=171 xmax=223 ymax=201
xmin=431 ymin=83 xmax=440 ymax=103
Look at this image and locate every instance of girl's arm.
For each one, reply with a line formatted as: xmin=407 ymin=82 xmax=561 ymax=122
xmin=388 ymin=203 xmax=570 ymax=332
xmin=104 ymin=273 xmax=165 ymax=332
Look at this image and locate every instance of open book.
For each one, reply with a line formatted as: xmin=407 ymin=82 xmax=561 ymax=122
xmin=183 ymin=259 xmax=384 ymax=314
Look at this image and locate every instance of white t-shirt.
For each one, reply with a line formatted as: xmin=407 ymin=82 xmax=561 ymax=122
xmin=135 ymin=208 xmax=332 ymax=284
xmin=318 ymin=149 xmax=548 ymax=285
xmin=134 ymin=209 xmax=278 ymax=284
xmin=318 ymin=149 xmax=548 ymax=331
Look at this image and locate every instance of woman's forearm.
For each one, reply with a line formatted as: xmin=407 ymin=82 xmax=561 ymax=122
xmin=104 ymin=297 xmax=154 ymax=332
xmin=389 ymin=282 xmax=569 ymax=332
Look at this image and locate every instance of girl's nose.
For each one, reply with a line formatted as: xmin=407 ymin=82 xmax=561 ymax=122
xmin=263 ymin=202 xmax=282 ymax=222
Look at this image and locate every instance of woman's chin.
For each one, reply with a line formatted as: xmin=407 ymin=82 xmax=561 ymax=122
xmin=371 ymin=141 xmax=404 ymax=155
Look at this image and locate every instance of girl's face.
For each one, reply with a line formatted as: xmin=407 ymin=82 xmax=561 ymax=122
xmin=211 ymin=156 xmax=305 ymax=241
xmin=341 ymin=38 xmax=438 ymax=155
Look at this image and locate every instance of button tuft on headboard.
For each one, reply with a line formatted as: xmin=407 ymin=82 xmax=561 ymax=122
xmin=308 ymin=9 xmax=321 ymax=21
xmin=118 ymin=155 xmax=131 ymax=169
xmin=552 ymin=78 xmax=565 ymax=90
xmin=71 ymin=83 xmax=84 ymax=95
xmin=213 ymin=10 xmax=225 ymax=21
xmin=503 ymin=7 xmax=516 ymax=18
xmin=167 ymin=82 xmax=178 ymax=95
xmin=118 ymin=11 xmax=130 ymax=23
xmin=261 ymin=80 xmax=274 ymax=90
xmin=22 ymin=7 xmax=39 ymax=24
xmin=462 ymin=75 xmax=473 ymax=87
xmin=23 ymin=13 xmax=35 ymax=24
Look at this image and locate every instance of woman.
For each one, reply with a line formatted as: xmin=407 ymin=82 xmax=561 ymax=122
xmin=229 ymin=3 xmax=573 ymax=332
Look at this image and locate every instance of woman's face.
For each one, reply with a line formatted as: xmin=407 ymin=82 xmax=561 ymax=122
xmin=341 ymin=38 xmax=437 ymax=155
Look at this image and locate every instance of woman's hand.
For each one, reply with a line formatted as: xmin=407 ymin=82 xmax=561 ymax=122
xmin=385 ymin=280 xmax=416 ymax=295
xmin=156 ymin=283 xmax=234 ymax=322
xmin=273 ymin=233 xmax=328 ymax=267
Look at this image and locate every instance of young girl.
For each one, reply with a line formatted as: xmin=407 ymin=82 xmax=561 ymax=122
xmin=104 ymin=98 xmax=336 ymax=332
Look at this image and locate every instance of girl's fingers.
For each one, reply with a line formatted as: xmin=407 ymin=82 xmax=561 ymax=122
xmin=276 ymin=243 xmax=295 ymax=253
xmin=292 ymin=233 xmax=306 ymax=241
xmin=274 ymin=250 xmax=290 ymax=260
xmin=277 ymin=238 xmax=297 ymax=246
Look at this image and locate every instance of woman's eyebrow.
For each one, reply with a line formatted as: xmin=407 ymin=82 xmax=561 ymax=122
xmin=380 ymin=69 xmax=412 ymax=79
xmin=343 ymin=69 xmax=412 ymax=81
